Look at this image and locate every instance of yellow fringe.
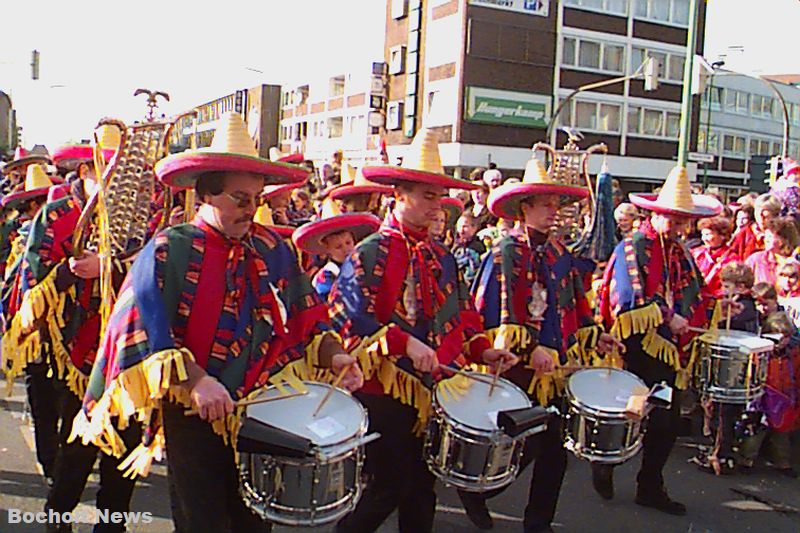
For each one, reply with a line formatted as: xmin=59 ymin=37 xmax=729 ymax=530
xmin=486 ymin=324 xmax=532 ymax=352
xmin=640 ymin=329 xmax=680 ymax=371
xmin=609 ymin=302 xmax=663 ymax=341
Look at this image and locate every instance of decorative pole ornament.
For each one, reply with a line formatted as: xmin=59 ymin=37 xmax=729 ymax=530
xmin=134 ymin=88 xmax=170 ymax=120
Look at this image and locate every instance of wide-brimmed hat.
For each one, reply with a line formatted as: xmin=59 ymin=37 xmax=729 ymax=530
xmin=329 ymin=162 xmax=394 ymax=200
xmin=362 ymin=127 xmax=478 ymax=190
xmin=155 ymin=112 xmax=309 ymax=189
xmin=253 ymin=202 xmax=295 ymax=238
xmin=268 ymin=146 xmax=306 ymax=165
xmin=2 ymin=164 xmax=55 ymax=209
xmin=488 ymin=155 xmax=590 ymax=221
xmin=52 ymin=123 xmax=120 ymax=171
xmin=441 ymin=197 xmax=464 ymax=225
xmin=629 ymin=165 xmax=722 ymax=219
xmin=2 ymin=146 xmax=51 ymax=175
xmin=292 ymin=198 xmax=380 ymax=256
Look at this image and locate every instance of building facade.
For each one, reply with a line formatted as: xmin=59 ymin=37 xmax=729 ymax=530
xmin=698 ymin=71 xmax=800 ymax=198
xmin=381 ymin=0 xmax=707 ymax=189
xmin=278 ymin=64 xmax=388 ymax=164
xmin=0 ymin=90 xmax=18 ymax=155
xmin=172 ymin=84 xmax=281 ymax=158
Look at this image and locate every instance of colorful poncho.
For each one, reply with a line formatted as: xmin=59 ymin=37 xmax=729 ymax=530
xmin=71 ymin=219 xmax=334 ymax=477
xmin=2 ymin=186 xmax=97 ymax=398
xmin=328 ymin=213 xmax=490 ymax=430
xmin=599 ymin=221 xmax=717 ymax=389
xmin=472 ymin=228 xmax=603 ymax=405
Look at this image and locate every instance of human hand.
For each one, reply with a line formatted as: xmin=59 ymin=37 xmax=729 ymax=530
xmin=406 ymin=336 xmax=438 ymax=373
xmin=530 ymin=346 xmax=555 ymax=373
xmin=68 ymin=252 xmax=101 ymax=279
xmin=481 ymin=348 xmax=518 ymax=373
xmin=189 ymin=376 xmax=234 ymax=422
xmin=668 ymin=314 xmax=689 ymax=336
xmin=597 ymin=333 xmax=626 ymax=355
xmin=331 ymin=353 xmax=364 ymax=392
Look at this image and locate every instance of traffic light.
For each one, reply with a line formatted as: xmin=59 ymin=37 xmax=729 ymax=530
xmin=748 ymin=155 xmax=771 ymax=193
xmin=31 ymin=50 xmax=40 ymax=80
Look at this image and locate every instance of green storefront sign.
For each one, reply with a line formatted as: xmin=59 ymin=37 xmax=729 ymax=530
xmin=465 ymin=87 xmax=549 ymax=129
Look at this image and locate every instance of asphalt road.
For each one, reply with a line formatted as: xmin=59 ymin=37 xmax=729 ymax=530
xmin=2 ymin=378 xmax=799 ymax=533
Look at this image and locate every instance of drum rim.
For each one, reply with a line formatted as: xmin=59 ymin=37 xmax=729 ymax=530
xmin=566 ymin=368 xmax=646 ymax=415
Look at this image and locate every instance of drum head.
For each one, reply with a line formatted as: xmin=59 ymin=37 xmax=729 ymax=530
xmin=704 ymin=329 xmax=774 ymax=353
xmin=246 ymin=383 xmax=365 ymax=447
xmin=567 ymin=369 xmax=646 ymax=413
xmin=435 ymin=373 xmax=531 ymax=431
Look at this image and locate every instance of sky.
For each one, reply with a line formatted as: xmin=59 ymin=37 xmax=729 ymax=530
xmin=1 ymin=0 xmax=799 ymax=149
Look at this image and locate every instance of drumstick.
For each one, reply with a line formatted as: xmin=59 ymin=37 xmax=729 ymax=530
xmin=184 ymin=390 xmax=308 ymax=416
xmin=437 ymin=364 xmax=496 ymax=386
xmin=488 ymin=363 xmax=502 ymax=397
xmin=688 ymin=326 xmax=709 ymax=334
xmin=312 ymin=365 xmax=351 ymax=417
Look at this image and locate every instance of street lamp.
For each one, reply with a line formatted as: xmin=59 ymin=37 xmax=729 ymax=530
xmin=702 ymin=60 xmax=725 ymax=189
xmin=546 ymin=57 xmax=659 ymax=145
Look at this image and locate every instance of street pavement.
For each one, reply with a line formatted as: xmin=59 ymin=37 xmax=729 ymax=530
xmin=2 ymin=378 xmax=799 ymax=533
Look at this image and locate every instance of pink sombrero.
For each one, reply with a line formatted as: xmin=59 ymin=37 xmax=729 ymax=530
xmin=441 ymin=196 xmax=464 ymax=225
xmin=629 ymin=165 xmax=722 ymax=219
xmin=2 ymin=164 xmax=55 ymax=209
xmin=488 ymin=155 xmax=589 ymax=221
xmin=2 ymin=147 xmax=51 ymax=176
xmin=292 ymin=199 xmax=380 ymax=256
xmin=362 ymin=127 xmax=478 ymax=190
xmin=329 ymin=163 xmax=394 ymax=200
xmin=155 ymin=113 xmax=309 ymax=189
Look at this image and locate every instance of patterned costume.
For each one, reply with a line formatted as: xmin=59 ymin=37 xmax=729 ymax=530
xmin=729 ymin=223 xmax=764 ymax=260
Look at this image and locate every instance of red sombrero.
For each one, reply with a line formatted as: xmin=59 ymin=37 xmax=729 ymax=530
xmin=629 ymin=166 xmax=722 ymax=219
xmin=329 ymin=162 xmax=394 ymax=200
xmin=263 ymin=178 xmax=307 ymax=201
xmin=253 ymin=202 xmax=295 ymax=238
xmin=2 ymin=164 xmax=55 ymax=209
xmin=156 ymin=113 xmax=309 ymax=189
xmin=292 ymin=199 xmax=380 ymax=256
xmin=488 ymin=155 xmax=589 ymax=221
xmin=362 ymin=127 xmax=478 ymax=190
xmin=441 ymin=197 xmax=464 ymax=225
xmin=2 ymin=146 xmax=51 ymax=175
xmin=52 ymin=144 xmax=117 ymax=170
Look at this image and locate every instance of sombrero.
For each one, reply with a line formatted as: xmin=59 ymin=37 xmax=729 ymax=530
xmin=629 ymin=165 xmax=722 ymax=218
xmin=292 ymin=198 xmax=380 ymax=256
xmin=329 ymin=163 xmax=393 ymax=200
xmin=488 ymin=155 xmax=589 ymax=221
xmin=2 ymin=164 xmax=55 ymax=209
xmin=362 ymin=127 xmax=478 ymax=190
xmin=268 ymin=146 xmax=306 ymax=165
xmin=253 ymin=202 xmax=295 ymax=238
xmin=441 ymin=197 xmax=464 ymax=226
xmin=52 ymin=123 xmax=120 ymax=171
xmin=2 ymin=146 xmax=51 ymax=175
xmin=155 ymin=112 xmax=309 ymax=189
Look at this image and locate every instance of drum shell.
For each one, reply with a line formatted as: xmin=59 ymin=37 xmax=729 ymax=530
xmin=424 ymin=402 xmax=528 ymax=492
xmin=696 ymin=338 xmax=770 ymax=404
xmin=564 ymin=397 xmax=643 ymax=464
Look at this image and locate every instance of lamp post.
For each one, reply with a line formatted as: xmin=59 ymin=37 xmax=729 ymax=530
xmin=676 ymin=0 xmax=699 ymax=168
xmin=702 ymin=60 xmax=725 ymax=189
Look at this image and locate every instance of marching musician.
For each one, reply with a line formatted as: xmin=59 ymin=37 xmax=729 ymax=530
xmin=328 ymin=127 xmax=517 ymax=533
xmin=460 ymin=153 xmax=622 ymax=533
xmin=3 ymin=135 xmax=142 ymax=533
xmin=597 ymin=165 xmax=724 ymax=515
xmin=73 ymin=113 xmax=362 ymax=533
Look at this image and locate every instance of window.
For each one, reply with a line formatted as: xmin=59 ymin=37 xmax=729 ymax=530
xmin=576 ymin=102 xmax=597 ymax=130
xmin=387 ymin=102 xmax=403 ymax=130
xmin=751 ymin=94 xmax=763 ymax=116
xmin=703 ymin=86 xmax=722 ymax=110
xmin=642 ymin=109 xmax=664 ymax=136
xmin=563 ymin=99 xmax=622 ymax=133
xmin=724 ymin=89 xmax=736 ymax=112
xmin=563 ymin=37 xmax=625 ymax=74
xmin=667 ymin=55 xmax=685 ymax=82
xmin=736 ymin=92 xmax=749 ymax=114
xmin=628 ymin=106 xmax=641 ymax=134
xmin=578 ymin=41 xmax=601 ymax=69
xmin=665 ymin=112 xmax=680 ymax=138
xmin=762 ymin=96 xmax=773 ymax=117
xmin=599 ymin=104 xmax=621 ymax=132
xmin=723 ymin=134 xmax=746 ymax=156
xmin=391 ymin=0 xmax=407 ymax=19
xmin=627 ymin=105 xmax=680 ymax=139
xmin=632 ymin=47 xmax=684 ymax=83
xmin=329 ymin=76 xmax=345 ymax=98
xmin=389 ymin=45 xmax=407 ymax=75
xmin=327 ymin=117 xmax=343 ymax=138
xmin=564 ymin=0 xmax=628 ymax=15
xmin=636 ymin=0 xmax=690 ymax=26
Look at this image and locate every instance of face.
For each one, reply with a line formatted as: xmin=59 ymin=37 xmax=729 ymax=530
xmin=487 ymin=175 xmax=501 ymax=189
xmin=322 ymin=231 xmax=355 ymax=263
xmin=292 ymin=194 xmax=308 ymax=210
xmin=736 ymin=210 xmax=750 ymax=228
xmin=200 ymin=172 xmax=263 ymax=239
xmin=394 ymin=183 xmax=447 ymax=231
xmin=778 ymin=267 xmax=800 ymax=293
xmin=756 ymin=296 xmax=778 ymax=316
xmin=471 ymin=188 xmax=487 ymax=205
xmin=617 ymin=213 xmax=634 ymax=232
xmin=456 ymin=216 xmax=477 ymax=241
xmin=430 ymin=210 xmax=446 ymax=238
xmin=765 ymin=230 xmax=791 ymax=256
xmin=520 ymin=194 xmax=561 ymax=234
xmin=651 ymin=213 xmax=690 ymax=238
xmin=701 ymin=228 xmax=725 ymax=248
xmin=755 ymin=206 xmax=775 ymax=231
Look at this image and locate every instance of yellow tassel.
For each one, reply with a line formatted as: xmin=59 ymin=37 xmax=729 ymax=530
xmin=486 ymin=324 xmax=532 ymax=352
xmin=610 ymin=302 xmax=663 ymax=341
xmin=118 ymin=429 xmax=166 ymax=479
xmin=640 ymin=329 xmax=680 ymax=371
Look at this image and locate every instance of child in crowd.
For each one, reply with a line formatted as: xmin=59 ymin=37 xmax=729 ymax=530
xmin=753 ymin=282 xmax=781 ymax=323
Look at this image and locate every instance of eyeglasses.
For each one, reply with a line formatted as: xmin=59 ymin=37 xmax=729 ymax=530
xmin=222 ymin=192 xmax=259 ymax=209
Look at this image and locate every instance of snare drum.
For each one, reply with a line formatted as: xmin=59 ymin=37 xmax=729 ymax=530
xmin=565 ymin=368 xmax=646 ymax=464
xmin=424 ymin=373 xmax=534 ymax=492
xmin=238 ymin=382 xmax=373 ymax=527
xmin=695 ymin=330 xmax=773 ymax=404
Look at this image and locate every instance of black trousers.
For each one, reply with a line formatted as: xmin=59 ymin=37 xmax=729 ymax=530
xmin=335 ymin=393 xmax=436 ymax=533
xmin=25 ymin=360 xmax=60 ymax=478
xmin=161 ymin=403 xmax=271 ymax=533
xmin=624 ymin=334 xmax=682 ymax=492
xmin=46 ymin=380 xmax=140 ymax=533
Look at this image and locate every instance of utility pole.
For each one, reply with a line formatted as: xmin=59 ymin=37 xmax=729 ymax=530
xmin=676 ymin=0 xmax=699 ymax=168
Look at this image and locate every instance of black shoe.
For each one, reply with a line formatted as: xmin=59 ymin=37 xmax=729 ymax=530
xmin=591 ymin=463 xmax=614 ymax=500
xmin=458 ymin=490 xmax=494 ymax=530
xmin=635 ymin=487 xmax=687 ymax=516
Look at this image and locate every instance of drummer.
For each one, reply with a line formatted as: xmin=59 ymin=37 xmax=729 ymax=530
xmin=328 ymin=127 xmax=517 ymax=533
xmin=598 ymin=165 xmax=734 ymax=515
xmin=72 ymin=113 xmax=363 ymax=533
xmin=460 ymin=151 xmax=622 ymax=532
